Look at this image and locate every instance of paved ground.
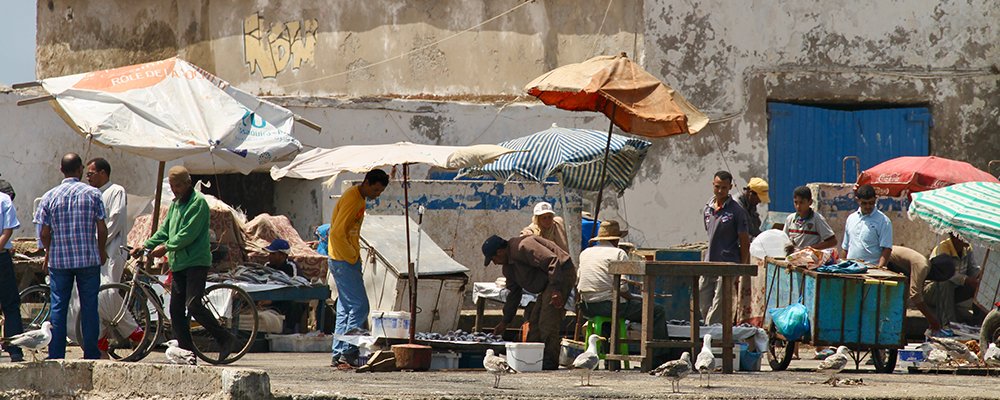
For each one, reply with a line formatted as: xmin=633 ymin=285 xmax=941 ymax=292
xmin=5 ymin=346 xmax=997 ymax=399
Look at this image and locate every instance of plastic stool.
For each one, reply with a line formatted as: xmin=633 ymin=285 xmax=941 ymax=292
xmin=584 ymin=315 xmax=630 ymax=369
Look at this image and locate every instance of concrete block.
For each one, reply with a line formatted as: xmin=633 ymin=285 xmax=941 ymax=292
xmin=0 ymin=360 xmax=271 ymax=400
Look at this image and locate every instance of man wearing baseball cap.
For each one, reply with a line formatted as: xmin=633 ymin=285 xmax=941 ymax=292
xmin=520 ymin=201 xmax=569 ymax=252
xmin=737 ymin=177 xmax=769 ymax=240
xmin=482 ymin=233 xmax=575 ymax=370
xmin=263 ymin=238 xmax=304 ymax=333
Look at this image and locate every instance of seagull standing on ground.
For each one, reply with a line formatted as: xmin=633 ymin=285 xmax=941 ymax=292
xmin=695 ymin=334 xmax=716 ymax=388
xmin=983 ymin=343 xmax=1000 ymax=376
xmin=816 ymin=346 xmax=850 ymax=386
xmin=165 ymin=339 xmax=197 ymax=365
xmin=0 ymin=321 xmax=51 ymax=362
xmin=650 ymin=351 xmax=692 ymax=393
xmin=572 ymin=334 xmax=603 ymax=386
xmin=483 ymin=349 xmax=516 ymax=389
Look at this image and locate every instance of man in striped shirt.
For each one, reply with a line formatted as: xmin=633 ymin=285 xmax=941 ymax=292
xmin=34 ymin=153 xmax=108 ymax=359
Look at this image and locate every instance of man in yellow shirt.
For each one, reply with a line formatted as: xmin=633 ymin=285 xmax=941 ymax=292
xmin=330 ymin=169 xmax=388 ymax=368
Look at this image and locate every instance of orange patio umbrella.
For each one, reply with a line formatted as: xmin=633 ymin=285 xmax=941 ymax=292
xmin=525 ymin=53 xmax=709 ymax=227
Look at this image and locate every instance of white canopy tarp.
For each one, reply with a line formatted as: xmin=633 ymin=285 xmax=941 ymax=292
xmin=39 ymin=57 xmax=302 ymax=174
xmin=270 ymin=142 xmax=519 ymax=180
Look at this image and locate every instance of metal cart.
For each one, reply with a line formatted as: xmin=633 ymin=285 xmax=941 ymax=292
xmin=763 ymin=258 xmax=906 ymax=373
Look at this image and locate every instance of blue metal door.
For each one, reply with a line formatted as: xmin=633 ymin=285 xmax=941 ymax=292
xmin=767 ymin=103 xmax=930 ymax=212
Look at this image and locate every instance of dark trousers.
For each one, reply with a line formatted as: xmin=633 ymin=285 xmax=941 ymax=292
xmin=274 ymin=301 xmax=305 ymax=334
xmin=525 ymin=285 xmax=567 ymax=370
xmin=0 ymin=252 xmax=24 ymax=360
xmin=170 ymin=266 xmax=231 ymax=351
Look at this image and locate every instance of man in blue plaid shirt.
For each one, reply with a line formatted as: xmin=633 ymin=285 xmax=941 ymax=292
xmin=34 ymin=153 xmax=108 ymax=360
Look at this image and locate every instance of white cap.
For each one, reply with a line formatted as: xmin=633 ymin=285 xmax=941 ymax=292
xmin=533 ymin=202 xmax=555 ymax=216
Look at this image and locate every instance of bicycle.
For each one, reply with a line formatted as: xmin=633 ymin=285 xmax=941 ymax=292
xmin=15 ymin=247 xmax=260 ymax=365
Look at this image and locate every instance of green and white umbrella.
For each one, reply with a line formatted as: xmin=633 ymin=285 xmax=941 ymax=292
xmin=908 ymin=181 xmax=1000 ymax=250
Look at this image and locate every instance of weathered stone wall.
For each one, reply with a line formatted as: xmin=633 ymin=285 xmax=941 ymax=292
xmin=29 ymin=0 xmax=1000 ymax=250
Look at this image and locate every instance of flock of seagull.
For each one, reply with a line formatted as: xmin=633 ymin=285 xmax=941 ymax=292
xmin=4 ymin=321 xmax=1000 ymax=391
xmin=482 ymin=333 xmax=1000 ymax=391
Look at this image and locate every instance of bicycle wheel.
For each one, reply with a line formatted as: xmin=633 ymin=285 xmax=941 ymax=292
xmin=18 ymin=285 xmax=51 ymax=331
xmin=87 ymin=283 xmax=160 ymax=362
xmin=190 ymin=283 xmax=258 ymax=365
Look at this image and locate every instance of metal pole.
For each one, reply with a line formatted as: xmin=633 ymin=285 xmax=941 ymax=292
xmin=591 ymin=103 xmax=617 ymax=237
xmin=150 ymin=161 xmax=166 ymax=234
xmin=147 ymin=161 xmax=166 ymax=272
xmin=403 ymin=164 xmax=417 ymax=344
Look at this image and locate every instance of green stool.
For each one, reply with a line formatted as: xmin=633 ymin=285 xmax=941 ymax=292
xmin=584 ymin=315 xmax=630 ymax=369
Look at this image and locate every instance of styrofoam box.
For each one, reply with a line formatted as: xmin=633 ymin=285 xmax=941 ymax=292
xmin=267 ymin=334 xmax=333 ymax=352
xmin=370 ymin=311 xmax=411 ymax=339
xmin=429 ymin=352 xmax=460 ymax=370
xmin=710 ymin=347 xmax=740 ymax=370
xmin=506 ymin=342 xmax=545 ymax=372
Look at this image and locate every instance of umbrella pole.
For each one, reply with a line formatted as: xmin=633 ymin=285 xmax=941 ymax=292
xmin=591 ymin=103 xmax=617 ymax=236
xmin=147 ymin=161 xmax=165 ymax=271
xmin=403 ymin=163 xmax=417 ymax=344
xmin=150 ymin=161 xmax=166 ymax=233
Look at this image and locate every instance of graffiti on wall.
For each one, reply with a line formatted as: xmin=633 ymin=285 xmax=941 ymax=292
xmin=243 ymin=13 xmax=318 ymax=78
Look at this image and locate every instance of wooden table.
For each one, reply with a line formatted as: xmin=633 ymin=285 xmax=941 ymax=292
xmin=606 ymin=260 xmax=757 ymax=373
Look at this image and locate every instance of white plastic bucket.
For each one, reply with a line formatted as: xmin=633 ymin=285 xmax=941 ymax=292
xmin=370 ymin=311 xmax=411 ymax=339
xmin=505 ymin=342 xmax=545 ymax=372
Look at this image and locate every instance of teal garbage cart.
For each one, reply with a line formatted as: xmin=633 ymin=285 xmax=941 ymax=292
xmin=763 ymin=258 xmax=906 ymax=373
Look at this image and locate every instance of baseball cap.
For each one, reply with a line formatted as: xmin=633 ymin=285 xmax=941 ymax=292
xmin=264 ymin=238 xmax=291 ymax=254
xmin=747 ymin=177 xmax=769 ymax=204
xmin=481 ymin=235 xmax=507 ymax=266
xmin=533 ymin=202 xmax=555 ymax=216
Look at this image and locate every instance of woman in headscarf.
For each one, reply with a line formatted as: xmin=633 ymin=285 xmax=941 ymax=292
xmin=520 ymin=201 xmax=569 ymax=253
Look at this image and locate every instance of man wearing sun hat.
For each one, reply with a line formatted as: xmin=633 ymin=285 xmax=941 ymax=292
xmin=578 ymin=220 xmax=669 ymax=364
xmin=736 ymin=177 xmax=769 ymax=240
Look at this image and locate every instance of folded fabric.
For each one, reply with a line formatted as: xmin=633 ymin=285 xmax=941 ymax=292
xmin=816 ymin=260 xmax=868 ymax=274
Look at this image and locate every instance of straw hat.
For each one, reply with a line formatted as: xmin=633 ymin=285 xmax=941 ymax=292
xmin=590 ymin=220 xmax=628 ymax=242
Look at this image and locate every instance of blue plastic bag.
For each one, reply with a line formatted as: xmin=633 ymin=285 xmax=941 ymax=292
xmin=768 ymin=303 xmax=810 ymax=341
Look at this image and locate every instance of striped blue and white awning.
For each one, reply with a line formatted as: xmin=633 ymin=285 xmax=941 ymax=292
xmin=461 ymin=125 xmax=652 ymax=193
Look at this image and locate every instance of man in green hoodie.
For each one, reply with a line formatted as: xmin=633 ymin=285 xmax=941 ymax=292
xmin=134 ymin=166 xmax=235 ymax=361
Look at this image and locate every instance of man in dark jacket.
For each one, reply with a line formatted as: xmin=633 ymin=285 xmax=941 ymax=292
xmin=482 ymin=234 xmax=575 ymax=370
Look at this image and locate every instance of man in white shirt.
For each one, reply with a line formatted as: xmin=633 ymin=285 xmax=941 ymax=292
xmin=85 ymin=158 xmax=142 ymax=353
xmin=577 ymin=220 xmax=667 ymax=364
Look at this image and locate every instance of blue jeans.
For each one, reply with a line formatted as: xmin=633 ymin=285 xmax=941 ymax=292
xmin=330 ymin=259 xmax=369 ymax=360
xmin=49 ymin=266 xmax=101 ymax=359
xmin=0 ymin=252 xmax=24 ymax=360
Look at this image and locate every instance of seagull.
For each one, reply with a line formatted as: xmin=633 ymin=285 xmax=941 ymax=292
xmin=0 ymin=321 xmax=51 ymax=362
xmin=165 ymin=340 xmax=197 ymax=365
xmin=930 ymin=336 xmax=979 ymax=365
xmin=572 ymin=334 xmax=603 ymax=386
xmin=920 ymin=342 xmax=951 ymax=373
xmin=694 ymin=334 xmax=716 ymax=388
xmin=650 ymin=351 xmax=692 ymax=393
xmin=483 ymin=349 xmax=516 ymax=389
xmin=984 ymin=343 xmax=1000 ymax=376
xmin=816 ymin=346 xmax=850 ymax=386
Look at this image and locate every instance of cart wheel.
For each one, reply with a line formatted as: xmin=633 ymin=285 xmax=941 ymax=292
xmin=871 ymin=348 xmax=897 ymax=373
xmin=767 ymin=331 xmax=795 ymax=371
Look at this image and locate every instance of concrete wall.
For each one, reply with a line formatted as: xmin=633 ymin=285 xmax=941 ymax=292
xmin=809 ymin=183 xmax=940 ymax=256
xmin=348 ymin=179 xmax=581 ymax=285
xmin=29 ymin=0 xmax=1000 ymax=251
